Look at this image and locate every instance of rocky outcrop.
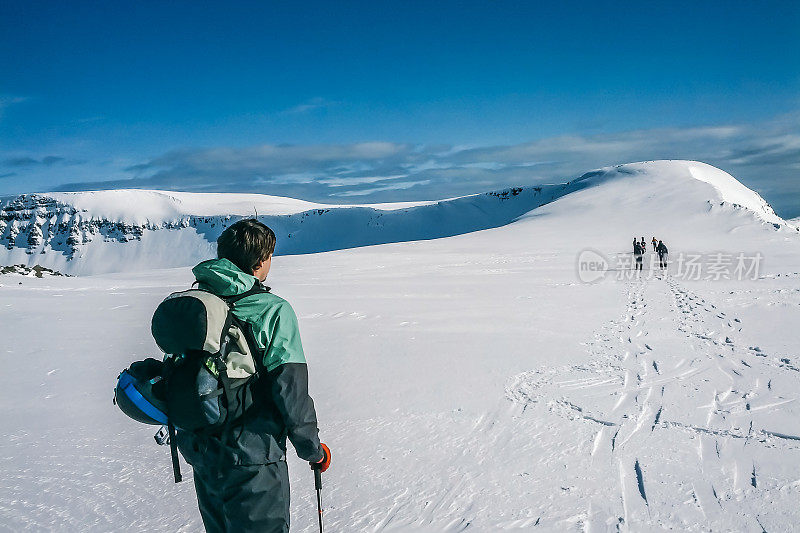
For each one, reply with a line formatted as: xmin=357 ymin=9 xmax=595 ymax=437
xmin=0 ymin=264 xmax=67 ymax=277
xmin=0 ymin=193 xmax=190 ymax=258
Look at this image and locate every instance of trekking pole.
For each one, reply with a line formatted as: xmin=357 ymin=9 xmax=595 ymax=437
xmin=314 ymin=468 xmax=323 ymax=532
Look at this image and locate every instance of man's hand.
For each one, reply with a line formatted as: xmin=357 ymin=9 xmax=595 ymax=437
xmin=310 ymin=443 xmax=331 ymax=472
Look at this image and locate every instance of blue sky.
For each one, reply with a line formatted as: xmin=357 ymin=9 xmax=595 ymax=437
xmin=2 ymin=1 xmax=799 ymax=217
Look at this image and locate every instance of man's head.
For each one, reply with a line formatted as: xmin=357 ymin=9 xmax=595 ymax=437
xmin=217 ymin=219 xmax=276 ymax=280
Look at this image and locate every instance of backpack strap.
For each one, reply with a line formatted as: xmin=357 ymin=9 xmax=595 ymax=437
xmin=212 ymin=282 xmax=271 ymax=461
xmin=222 ymin=282 xmax=271 ymax=305
xmin=220 ymin=282 xmax=271 ymax=373
xmin=217 ymin=310 xmax=236 ymax=357
xmin=167 ymin=422 xmax=182 ymax=483
xmin=230 ymin=315 xmax=267 ymax=374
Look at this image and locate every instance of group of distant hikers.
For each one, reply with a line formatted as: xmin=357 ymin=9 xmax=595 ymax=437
xmin=633 ymin=236 xmax=668 ymax=270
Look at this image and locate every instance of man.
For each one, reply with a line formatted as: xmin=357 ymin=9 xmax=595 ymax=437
xmin=652 ymin=236 xmax=658 ymax=252
xmin=633 ymin=238 xmax=643 ymax=271
xmin=657 ymin=240 xmax=669 ymax=269
xmin=176 ymin=219 xmax=331 ymax=533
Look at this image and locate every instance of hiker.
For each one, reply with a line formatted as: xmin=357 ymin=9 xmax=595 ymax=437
xmin=657 ymin=240 xmax=668 ymax=269
xmin=652 ymin=236 xmax=657 ymax=251
xmin=633 ymin=238 xmax=643 ymax=271
xmin=640 ymin=237 xmax=647 ymax=253
xmin=175 ymin=219 xmax=331 ymax=533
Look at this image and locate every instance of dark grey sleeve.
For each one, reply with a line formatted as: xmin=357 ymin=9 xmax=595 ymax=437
xmin=268 ymin=362 xmax=324 ymax=462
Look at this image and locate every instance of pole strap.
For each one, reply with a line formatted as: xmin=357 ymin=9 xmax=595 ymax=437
xmin=168 ymin=422 xmax=182 ymax=483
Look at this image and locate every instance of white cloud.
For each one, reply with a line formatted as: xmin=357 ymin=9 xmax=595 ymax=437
xmin=282 ymin=97 xmax=337 ymax=115
xmin=330 ymin=180 xmax=432 ymax=197
xmin=50 ymin=112 xmax=800 ymax=217
xmin=318 ymin=175 xmax=408 ymax=187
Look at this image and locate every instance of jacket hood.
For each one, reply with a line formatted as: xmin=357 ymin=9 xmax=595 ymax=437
xmin=192 ymin=258 xmax=256 ymax=296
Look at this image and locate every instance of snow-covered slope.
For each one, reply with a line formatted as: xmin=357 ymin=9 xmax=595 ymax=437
xmin=1 ymin=160 xmax=799 ymax=532
xmin=509 ymin=160 xmax=795 ymax=252
xmin=0 ymin=160 xmax=794 ymax=275
xmin=0 ymin=184 xmax=574 ymax=275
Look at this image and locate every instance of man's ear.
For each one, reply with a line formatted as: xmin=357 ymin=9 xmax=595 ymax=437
xmin=252 ymin=255 xmax=272 ymax=276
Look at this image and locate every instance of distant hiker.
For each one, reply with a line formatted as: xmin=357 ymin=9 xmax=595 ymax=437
xmin=176 ymin=219 xmax=331 ymax=533
xmin=657 ymin=240 xmax=668 ymax=269
xmin=640 ymin=237 xmax=647 ymax=252
xmin=633 ymin=239 xmax=643 ymax=270
xmin=652 ymin=237 xmax=658 ymax=251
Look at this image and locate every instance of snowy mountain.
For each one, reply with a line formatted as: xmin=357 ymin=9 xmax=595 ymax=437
xmin=0 ymin=183 xmax=574 ymax=275
xmin=1 ymin=160 xmax=794 ymax=275
xmin=1 ymin=160 xmax=799 ymax=531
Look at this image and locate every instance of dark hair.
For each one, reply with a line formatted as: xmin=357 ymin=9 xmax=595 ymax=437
xmin=217 ymin=219 xmax=276 ymax=274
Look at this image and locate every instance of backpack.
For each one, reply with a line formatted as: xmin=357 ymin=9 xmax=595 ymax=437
xmin=113 ymin=283 xmax=268 ymax=482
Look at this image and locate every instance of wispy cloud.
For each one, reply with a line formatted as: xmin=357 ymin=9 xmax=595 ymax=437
xmin=51 ymin=112 xmax=800 ymax=217
xmin=282 ymin=97 xmax=337 ymax=115
xmin=4 ymin=156 xmax=63 ymax=167
xmin=318 ymin=174 xmax=408 ymax=187
xmin=2 ymin=155 xmax=85 ymax=168
xmin=331 ymin=180 xmax=432 ymax=197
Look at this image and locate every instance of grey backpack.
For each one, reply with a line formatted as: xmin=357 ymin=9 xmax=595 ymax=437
xmin=150 ymin=284 xmax=268 ymax=433
xmin=115 ymin=283 xmax=268 ymax=483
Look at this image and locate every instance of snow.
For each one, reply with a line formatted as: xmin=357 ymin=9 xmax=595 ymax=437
xmin=42 ymin=161 xmax=783 ymax=228
xmin=685 ymin=162 xmax=783 ymax=224
xmin=1 ymin=160 xmax=799 ymax=531
xmin=44 ymin=189 xmax=435 ymax=226
xmin=3 ymin=160 xmax=795 ymax=278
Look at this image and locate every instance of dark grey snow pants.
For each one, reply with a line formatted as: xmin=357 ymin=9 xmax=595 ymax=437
xmin=192 ymin=460 xmax=290 ymax=533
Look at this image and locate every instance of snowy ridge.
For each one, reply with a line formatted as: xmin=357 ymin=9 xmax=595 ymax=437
xmin=0 ymin=184 xmax=578 ymax=275
xmin=685 ymin=163 xmax=781 ymax=224
xmin=0 ymin=160 xmax=793 ymax=275
xmin=46 ymin=189 xmax=435 ymax=224
xmin=568 ymin=160 xmax=782 ymax=225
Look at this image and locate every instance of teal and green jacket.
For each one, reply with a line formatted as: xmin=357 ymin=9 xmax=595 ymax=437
xmin=193 ymin=258 xmax=307 ymax=372
xmin=176 ymin=258 xmax=323 ymax=465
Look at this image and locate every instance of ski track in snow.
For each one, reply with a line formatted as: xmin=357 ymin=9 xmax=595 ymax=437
xmin=1 ymin=266 xmax=799 ymax=532
xmin=505 ymin=273 xmax=800 ymax=531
